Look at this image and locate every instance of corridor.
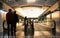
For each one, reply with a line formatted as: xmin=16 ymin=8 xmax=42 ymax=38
xmin=0 ymin=0 xmax=60 ymax=38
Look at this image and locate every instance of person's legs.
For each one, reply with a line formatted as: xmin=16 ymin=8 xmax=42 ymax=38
xmin=24 ymin=29 xmax=28 ymax=38
xmin=7 ymin=23 xmax=10 ymax=38
xmin=11 ymin=24 xmax=14 ymax=36
xmin=30 ymin=29 xmax=34 ymax=38
xmin=14 ymin=23 xmax=16 ymax=38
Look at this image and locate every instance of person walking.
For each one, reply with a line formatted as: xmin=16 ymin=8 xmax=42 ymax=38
xmin=52 ymin=20 xmax=56 ymax=38
xmin=30 ymin=20 xmax=34 ymax=38
xmin=23 ymin=16 xmax=28 ymax=37
xmin=6 ymin=9 xmax=14 ymax=38
xmin=13 ymin=11 xmax=19 ymax=37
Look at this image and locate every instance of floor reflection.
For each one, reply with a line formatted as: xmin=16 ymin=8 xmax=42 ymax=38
xmin=3 ymin=22 xmax=60 ymax=38
xmin=16 ymin=23 xmax=51 ymax=38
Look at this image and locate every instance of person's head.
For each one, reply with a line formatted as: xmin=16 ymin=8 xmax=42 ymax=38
xmin=14 ymin=11 xmax=16 ymax=14
xmin=8 ymin=9 xmax=12 ymax=12
xmin=25 ymin=16 xmax=27 ymax=19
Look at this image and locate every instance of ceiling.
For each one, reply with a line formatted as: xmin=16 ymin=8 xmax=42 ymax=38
xmin=4 ymin=0 xmax=58 ymax=18
xmin=6 ymin=0 xmax=58 ymax=8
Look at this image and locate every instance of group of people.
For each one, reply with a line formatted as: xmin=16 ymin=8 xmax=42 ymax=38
xmin=3 ymin=9 xmax=34 ymax=38
xmin=6 ymin=9 xmax=19 ymax=37
xmin=24 ymin=17 xmax=34 ymax=38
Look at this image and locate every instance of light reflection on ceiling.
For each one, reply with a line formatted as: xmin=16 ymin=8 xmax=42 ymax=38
xmin=27 ymin=0 xmax=36 ymax=3
xmin=15 ymin=7 xmax=48 ymax=18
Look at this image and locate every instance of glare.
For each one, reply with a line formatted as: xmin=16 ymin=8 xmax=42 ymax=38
xmin=27 ymin=0 xmax=36 ymax=3
xmin=15 ymin=7 xmax=47 ymax=18
xmin=16 ymin=23 xmax=19 ymax=26
xmin=0 ymin=10 xmax=7 ymax=14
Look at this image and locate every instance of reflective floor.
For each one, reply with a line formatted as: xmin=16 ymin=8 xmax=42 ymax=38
xmin=16 ymin=23 xmax=52 ymax=38
xmin=0 ymin=0 xmax=60 ymax=38
xmin=0 ymin=21 xmax=60 ymax=38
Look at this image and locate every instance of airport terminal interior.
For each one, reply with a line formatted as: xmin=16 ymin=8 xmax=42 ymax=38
xmin=0 ymin=0 xmax=60 ymax=38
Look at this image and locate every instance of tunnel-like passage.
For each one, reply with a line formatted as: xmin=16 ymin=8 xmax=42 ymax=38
xmin=0 ymin=0 xmax=60 ymax=38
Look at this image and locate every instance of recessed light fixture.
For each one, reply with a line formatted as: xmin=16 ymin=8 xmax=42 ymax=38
xmin=27 ymin=0 xmax=36 ymax=3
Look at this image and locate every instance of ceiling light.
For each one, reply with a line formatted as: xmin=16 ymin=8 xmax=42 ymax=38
xmin=27 ymin=0 xmax=36 ymax=3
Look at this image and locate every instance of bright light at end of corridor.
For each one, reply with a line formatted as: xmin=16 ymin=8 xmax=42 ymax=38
xmin=15 ymin=7 xmax=49 ymax=18
xmin=27 ymin=0 xmax=36 ymax=3
xmin=15 ymin=7 xmax=45 ymax=18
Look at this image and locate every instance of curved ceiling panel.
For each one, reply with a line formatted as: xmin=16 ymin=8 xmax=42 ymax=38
xmin=5 ymin=0 xmax=58 ymax=8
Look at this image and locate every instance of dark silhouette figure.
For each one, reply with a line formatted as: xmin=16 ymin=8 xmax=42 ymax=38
xmin=52 ymin=20 xmax=56 ymax=36
xmin=23 ymin=17 xmax=28 ymax=36
xmin=13 ymin=11 xmax=19 ymax=36
xmin=30 ymin=20 xmax=34 ymax=37
xmin=27 ymin=19 xmax=31 ymax=35
xmin=26 ymin=19 xmax=34 ymax=38
xmin=6 ymin=9 xmax=14 ymax=37
xmin=29 ymin=19 xmax=34 ymax=38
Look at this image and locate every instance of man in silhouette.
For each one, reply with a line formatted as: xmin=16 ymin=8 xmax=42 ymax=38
xmin=31 ymin=20 xmax=34 ymax=36
xmin=13 ymin=11 xmax=19 ymax=36
xmin=24 ymin=16 xmax=28 ymax=37
xmin=52 ymin=20 xmax=56 ymax=37
xmin=6 ymin=9 xmax=14 ymax=37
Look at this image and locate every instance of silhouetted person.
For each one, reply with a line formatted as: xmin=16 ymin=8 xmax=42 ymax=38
xmin=27 ymin=19 xmax=34 ymax=38
xmin=13 ymin=11 xmax=19 ymax=36
xmin=27 ymin=19 xmax=31 ymax=35
xmin=30 ymin=20 xmax=34 ymax=37
xmin=26 ymin=19 xmax=34 ymax=38
xmin=6 ymin=9 xmax=14 ymax=37
xmin=52 ymin=20 xmax=56 ymax=36
xmin=23 ymin=16 xmax=28 ymax=37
